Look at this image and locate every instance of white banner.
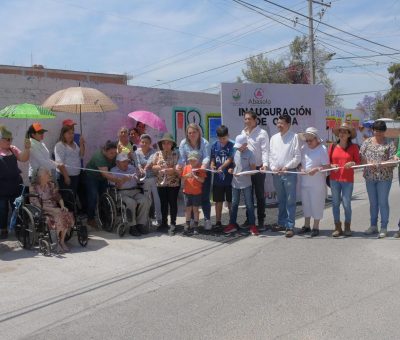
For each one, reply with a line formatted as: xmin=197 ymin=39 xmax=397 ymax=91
xmin=220 ymin=83 xmax=325 ymax=204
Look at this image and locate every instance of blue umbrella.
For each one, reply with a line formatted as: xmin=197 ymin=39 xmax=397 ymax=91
xmin=362 ymin=120 xmax=374 ymax=129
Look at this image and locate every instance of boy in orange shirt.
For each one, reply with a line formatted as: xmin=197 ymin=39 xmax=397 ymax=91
xmin=181 ymin=151 xmax=206 ymax=235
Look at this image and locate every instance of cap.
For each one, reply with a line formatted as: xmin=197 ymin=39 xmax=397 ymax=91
xmin=188 ymin=150 xmax=200 ymax=161
xmin=299 ymin=127 xmax=323 ymax=142
xmin=140 ymin=133 xmax=152 ymax=142
xmin=62 ymin=119 xmax=77 ymax=127
xmin=234 ymin=134 xmax=247 ymax=148
xmin=0 ymin=125 xmax=12 ymax=139
xmin=32 ymin=122 xmax=48 ymax=133
xmin=116 ymin=152 xmax=130 ymax=162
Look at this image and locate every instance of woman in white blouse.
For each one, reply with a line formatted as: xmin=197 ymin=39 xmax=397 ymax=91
xmin=27 ymin=122 xmax=62 ymax=181
xmin=54 ymin=124 xmax=85 ymax=196
xmin=298 ymin=127 xmax=330 ymax=237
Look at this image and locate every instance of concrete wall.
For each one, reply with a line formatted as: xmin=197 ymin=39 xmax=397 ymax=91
xmin=0 ymin=73 xmax=220 ymax=180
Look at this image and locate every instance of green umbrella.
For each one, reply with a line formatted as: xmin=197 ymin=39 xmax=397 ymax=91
xmin=0 ymin=103 xmax=55 ymax=119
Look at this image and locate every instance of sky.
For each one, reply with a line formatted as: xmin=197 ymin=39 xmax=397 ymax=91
xmin=1 ymin=0 xmax=399 ymax=109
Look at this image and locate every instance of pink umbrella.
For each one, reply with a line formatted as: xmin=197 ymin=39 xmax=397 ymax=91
xmin=128 ymin=110 xmax=167 ymax=132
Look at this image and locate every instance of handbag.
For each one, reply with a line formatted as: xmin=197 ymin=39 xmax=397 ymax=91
xmin=326 ymin=143 xmax=336 ymax=188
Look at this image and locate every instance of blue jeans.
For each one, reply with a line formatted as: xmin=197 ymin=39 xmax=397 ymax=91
xmin=85 ymin=175 xmax=108 ymax=220
xmin=201 ymin=173 xmax=211 ymax=220
xmin=330 ymin=180 xmax=354 ymax=224
xmin=272 ymin=173 xmax=297 ymax=229
xmin=365 ymin=179 xmax=392 ymax=229
xmin=230 ymin=186 xmax=255 ymax=226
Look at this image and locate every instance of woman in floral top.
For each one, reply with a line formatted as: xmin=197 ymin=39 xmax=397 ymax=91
xmin=360 ymin=120 xmax=397 ymax=238
xmin=149 ymin=133 xmax=180 ymax=234
xmin=31 ymin=167 xmax=75 ymax=252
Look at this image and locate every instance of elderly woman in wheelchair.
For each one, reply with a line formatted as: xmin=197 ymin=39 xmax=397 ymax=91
xmin=101 ymin=152 xmax=151 ymax=236
xmin=30 ymin=167 xmax=74 ymax=252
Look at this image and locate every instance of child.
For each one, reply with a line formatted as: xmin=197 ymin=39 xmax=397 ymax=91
xmin=223 ymin=134 xmax=258 ymax=236
xmin=181 ymin=151 xmax=206 ymax=235
xmin=210 ymin=125 xmax=234 ymax=229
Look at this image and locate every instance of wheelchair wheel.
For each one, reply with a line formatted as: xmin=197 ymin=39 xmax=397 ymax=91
xmin=117 ymin=223 xmax=126 ymax=237
xmin=39 ymin=239 xmax=51 ymax=256
xmin=98 ymin=193 xmax=116 ymax=232
xmin=15 ymin=206 xmax=37 ymax=250
xmin=77 ymin=224 xmax=88 ymax=247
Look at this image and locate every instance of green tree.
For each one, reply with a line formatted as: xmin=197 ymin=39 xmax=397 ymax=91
xmin=386 ymin=63 xmax=400 ymax=118
xmin=238 ymin=54 xmax=289 ymax=83
xmin=368 ymin=64 xmax=400 ymax=119
xmin=239 ymin=35 xmax=340 ymax=107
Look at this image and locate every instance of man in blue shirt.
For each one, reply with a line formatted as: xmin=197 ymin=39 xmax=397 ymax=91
xmin=210 ymin=125 xmax=234 ymax=229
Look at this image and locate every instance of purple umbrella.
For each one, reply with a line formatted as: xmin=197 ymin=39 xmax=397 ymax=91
xmin=128 ymin=110 xmax=167 ymax=132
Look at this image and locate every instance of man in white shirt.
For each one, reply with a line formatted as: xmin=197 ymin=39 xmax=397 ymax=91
xmin=110 ymin=152 xmax=150 ymax=236
xmin=269 ymin=114 xmax=301 ymax=238
xmin=241 ymin=111 xmax=269 ymax=231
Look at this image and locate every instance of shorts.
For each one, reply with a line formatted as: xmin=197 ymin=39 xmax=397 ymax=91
xmin=213 ymin=185 xmax=232 ymax=203
xmin=184 ymin=193 xmax=202 ymax=207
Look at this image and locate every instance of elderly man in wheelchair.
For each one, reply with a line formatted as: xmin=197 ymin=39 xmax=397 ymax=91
xmin=108 ymin=152 xmax=151 ymax=236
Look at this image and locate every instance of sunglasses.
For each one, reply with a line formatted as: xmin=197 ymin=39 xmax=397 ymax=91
xmin=1 ymin=138 xmax=12 ymax=142
xmin=305 ymin=139 xmax=315 ymax=143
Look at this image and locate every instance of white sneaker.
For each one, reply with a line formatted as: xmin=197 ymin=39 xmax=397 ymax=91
xmin=204 ymin=219 xmax=212 ymax=231
xmin=365 ymin=226 xmax=378 ymax=235
xmin=378 ymin=229 xmax=387 ymax=239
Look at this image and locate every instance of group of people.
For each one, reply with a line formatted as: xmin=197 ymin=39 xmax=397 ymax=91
xmin=1 ymin=111 xmax=399 ymax=250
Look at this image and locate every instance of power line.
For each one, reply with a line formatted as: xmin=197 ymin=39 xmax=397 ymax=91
xmin=233 ymin=0 xmax=397 ymax=57
xmin=261 ymin=0 xmax=400 ymax=53
xmin=128 ymin=1 xmax=309 ymax=79
xmin=334 ymin=89 xmax=389 ymax=97
xmin=332 ymin=52 xmax=400 ymax=60
xmin=150 ymin=44 xmax=289 ymax=87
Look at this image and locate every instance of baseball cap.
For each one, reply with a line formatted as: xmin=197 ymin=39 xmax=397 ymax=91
xmin=234 ymin=134 xmax=247 ymax=148
xmin=62 ymin=119 xmax=77 ymax=127
xmin=116 ymin=152 xmax=130 ymax=162
xmin=32 ymin=122 xmax=48 ymax=133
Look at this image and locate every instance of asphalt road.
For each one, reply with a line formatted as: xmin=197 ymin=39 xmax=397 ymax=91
xmin=1 ymin=171 xmax=399 ymax=340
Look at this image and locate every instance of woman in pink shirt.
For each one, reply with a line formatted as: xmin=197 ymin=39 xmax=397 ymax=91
xmin=329 ymin=123 xmax=360 ymax=237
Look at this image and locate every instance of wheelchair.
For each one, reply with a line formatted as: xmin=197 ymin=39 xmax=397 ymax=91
xmin=59 ymin=188 xmax=89 ymax=247
xmin=14 ymin=187 xmax=88 ymax=256
xmin=97 ymin=185 xmax=153 ymax=237
xmin=14 ymin=190 xmax=56 ymax=256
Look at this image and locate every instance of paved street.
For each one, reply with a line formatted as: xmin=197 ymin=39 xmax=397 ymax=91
xmin=1 ymin=171 xmax=400 ymax=340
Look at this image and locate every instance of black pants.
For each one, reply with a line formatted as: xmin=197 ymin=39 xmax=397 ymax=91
xmin=251 ymin=170 xmax=266 ymax=222
xmin=157 ymin=186 xmax=179 ymax=225
xmin=0 ymin=196 xmax=17 ymax=231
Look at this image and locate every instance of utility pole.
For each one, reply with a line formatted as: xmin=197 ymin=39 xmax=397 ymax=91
xmin=308 ymin=0 xmax=331 ymax=85
xmin=308 ymin=0 xmax=315 ymax=84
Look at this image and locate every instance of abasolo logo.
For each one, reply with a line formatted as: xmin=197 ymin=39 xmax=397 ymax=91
xmin=232 ymin=88 xmax=241 ymax=101
xmin=254 ymin=88 xmax=264 ymax=99
xmin=249 ymin=87 xmax=271 ymax=105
